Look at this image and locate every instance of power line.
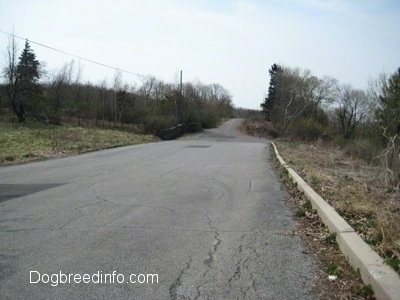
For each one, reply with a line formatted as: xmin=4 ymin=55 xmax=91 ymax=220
xmin=0 ymin=29 xmax=145 ymax=79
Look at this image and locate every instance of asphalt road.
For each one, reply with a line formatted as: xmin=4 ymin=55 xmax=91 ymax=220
xmin=0 ymin=118 xmax=316 ymax=299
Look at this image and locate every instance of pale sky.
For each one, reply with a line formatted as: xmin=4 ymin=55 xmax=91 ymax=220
xmin=1 ymin=0 xmax=399 ymax=109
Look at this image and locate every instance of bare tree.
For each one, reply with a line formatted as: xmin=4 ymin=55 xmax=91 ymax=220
xmin=2 ymin=33 xmax=24 ymax=122
xmin=116 ymin=83 xmax=130 ymax=126
xmin=98 ymin=79 xmax=108 ymax=126
xmin=138 ymin=75 xmax=158 ymax=100
xmin=72 ymin=61 xmax=84 ymax=126
xmin=47 ymin=61 xmax=74 ymax=124
xmin=367 ymin=73 xmax=387 ymax=104
xmin=335 ymin=85 xmax=368 ymax=139
xmin=311 ymin=76 xmax=339 ymax=117
xmin=112 ymin=71 xmax=123 ymax=127
xmin=272 ymin=67 xmax=316 ymax=134
xmin=378 ymin=128 xmax=400 ymax=189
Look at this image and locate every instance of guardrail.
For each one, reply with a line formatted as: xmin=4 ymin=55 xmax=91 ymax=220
xmin=159 ymin=122 xmax=203 ymax=140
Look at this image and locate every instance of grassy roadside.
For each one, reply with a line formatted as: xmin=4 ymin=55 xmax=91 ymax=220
xmin=0 ymin=121 xmax=155 ymax=165
xmin=274 ymin=141 xmax=400 ymax=275
xmin=270 ymin=144 xmax=376 ymax=299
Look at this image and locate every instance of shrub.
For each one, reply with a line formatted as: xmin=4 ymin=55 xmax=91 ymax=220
xmin=241 ymin=120 xmax=279 ymax=138
xmin=200 ymin=111 xmax=219 ymax=129
xmin=288 ymin=118 xmax=332 ymax=141
xmin=143 ymin=115 xmax=178 ymax=135
xmin=343 ymin=139 xmax=382 ymax=163
xmin=332 ymin=134 xmax=347 ymax=147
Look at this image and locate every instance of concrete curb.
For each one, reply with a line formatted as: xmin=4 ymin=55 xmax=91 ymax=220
xmin=271 ymin=142 xmax=400 ymax=300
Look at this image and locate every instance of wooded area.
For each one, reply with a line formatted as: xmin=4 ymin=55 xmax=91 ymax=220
xmin=0 ymin=37 xmax=234 ymax=136
xmin=261 ymin=63 xmax=400 ymax=189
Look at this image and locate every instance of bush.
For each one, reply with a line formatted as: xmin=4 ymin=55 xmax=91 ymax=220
xmin=186 ymin=122 xmax=203 ymax=133
xmin=143 ymin=115 xmax=178 ymax=135
xmin=343 ymin=139 xmax=382 ymax=163
xmin=200 ymin=111 xmax=219 ymax=129
xmin=332 ymin=134 xmax=347 ymax=147
xmin=288 ymin=118 xmax=332 ymax=141
xmin=241 ymin=120 xmax=279 ymax=138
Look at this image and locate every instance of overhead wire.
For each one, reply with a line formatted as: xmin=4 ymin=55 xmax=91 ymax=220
xmin=0 ymin=29 xmax=146 ymax=79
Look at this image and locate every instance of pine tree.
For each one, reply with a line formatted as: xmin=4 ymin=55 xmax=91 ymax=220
xmin=376 ymin=67 xmax=400 ymax=138
xmin=16 ymin=40 xmax=40 ymax=121
xmin=261 ymin=63 xmax=281 ymax=120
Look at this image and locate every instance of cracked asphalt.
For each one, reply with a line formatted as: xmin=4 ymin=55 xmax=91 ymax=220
xmin=0 ymin=118 xmax=316 ymax=299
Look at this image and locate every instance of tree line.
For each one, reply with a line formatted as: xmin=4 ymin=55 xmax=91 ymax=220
xmin=261 ymin=63 xmax=400 ymax=188
xmin=0 ymin=37 xmax=234 ymax=134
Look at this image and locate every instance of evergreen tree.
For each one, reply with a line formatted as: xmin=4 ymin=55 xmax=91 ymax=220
xmin=261 ymin=63 xmax=281 ymax=120
xmin=375 ymin=67 xmax=400 ymax=187
xmin=376 ymin=67 xmax=400 ymax=138
xmin=16 ymin=40 xmax=41 ymax=121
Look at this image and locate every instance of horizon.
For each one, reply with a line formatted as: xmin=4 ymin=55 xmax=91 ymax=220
xmin=1 ymin=0 xmax=399 ymax=109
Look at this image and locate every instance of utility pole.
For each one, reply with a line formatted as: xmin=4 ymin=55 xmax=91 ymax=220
xmin=175 ymin=70 xmax=182 ymax=120
xmin=114 ymin=91 xmax=117 ymax=127
xmin=179 ymin=70 xmax=183 ymax=95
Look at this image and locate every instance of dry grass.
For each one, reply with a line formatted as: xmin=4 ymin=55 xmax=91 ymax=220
xmin=240 ymin=119 xmax=279 ymax=138
xmin=271 ymin=148 xmax=375 ymax=299
xmin=275 ymin=141 xmax=400 ymax=273
xmin=0 ymin=121 xmax=155 ymax=165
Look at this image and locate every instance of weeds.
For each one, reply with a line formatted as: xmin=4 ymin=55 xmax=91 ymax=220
xmin=326 ymin=262 xmax=342 ymax=277
xmin=356 ymin=284 xmax=374 ymax=298
xmin=295 ymin=199 xmax=313 ymax=218
xmin=303 ymin=198 xmax=312 ymax=211
xmin=295 ymin=208 xmax=306 ymax=217
xmin=384 ymin=256 xmax=400 ymax=274
xmin=272 ymin=143 xmax=376 ymax=298
xmin=325 ymin=232 xmax=337 ymax=245
xmin=275 ymin=141 xmax=400 ymax=274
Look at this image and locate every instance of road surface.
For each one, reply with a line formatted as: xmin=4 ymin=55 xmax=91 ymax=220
xmin=0 ymin=119 xmax=316 ymax=299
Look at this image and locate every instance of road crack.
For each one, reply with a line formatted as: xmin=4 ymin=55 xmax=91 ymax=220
xmin=194 ymin=213 xmax=223 ymax=299
xmin=203 ymin=230 xmax=221 ymax=267
xmin=169 ymin=256 xmax=193 ymax=300
xmin=204 ymin=213 xmax=222 ymax=267
xmin=227 ymin=265 xmax=241 ymax=284
xmin=226 ymin=234 xmax=260 ymax=299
